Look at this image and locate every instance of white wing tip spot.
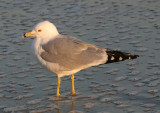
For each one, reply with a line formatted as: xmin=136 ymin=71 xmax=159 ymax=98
xmin=111 ymin=56 xmax=115 ymax=60
xmin=119 ymin=57 xmax=123 ymax=61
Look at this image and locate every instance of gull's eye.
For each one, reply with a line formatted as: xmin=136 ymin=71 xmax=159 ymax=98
xmin=38 ymin=29 xmax=42 ymax=32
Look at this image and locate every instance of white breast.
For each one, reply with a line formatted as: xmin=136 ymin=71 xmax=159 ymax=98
xmin=32 ymin=38 xmax=63 ymax=76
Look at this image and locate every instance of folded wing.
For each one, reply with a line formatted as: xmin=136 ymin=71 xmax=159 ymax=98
xmin=40 ymin=35 xmax=107 ymax=71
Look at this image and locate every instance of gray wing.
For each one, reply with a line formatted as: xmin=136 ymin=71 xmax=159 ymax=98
xmin=40 ymin=35 xmax=106 ymax=70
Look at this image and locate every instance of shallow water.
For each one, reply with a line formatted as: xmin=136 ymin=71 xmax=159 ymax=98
xmin=0 ymin=0 xmax=160 ymax=113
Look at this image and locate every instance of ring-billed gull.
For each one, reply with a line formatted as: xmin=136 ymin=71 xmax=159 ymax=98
xmin=23 ymin=21 xmax=139 ymax=97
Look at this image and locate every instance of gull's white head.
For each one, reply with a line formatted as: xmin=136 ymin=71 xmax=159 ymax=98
xmin=23 ymin=21 xmax=59 ymax=39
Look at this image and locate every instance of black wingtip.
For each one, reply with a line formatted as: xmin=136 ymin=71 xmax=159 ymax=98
xmin=105 ymin=50 xmax=139 ymax=64
xmin=131 ymin=54 xmax=139 ymax=59
xmin=129 ymin=53 xmax=139 ymax=59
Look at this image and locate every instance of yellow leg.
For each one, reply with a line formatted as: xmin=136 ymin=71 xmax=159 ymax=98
xmin=71 ymin=74 xmax=76 ymax=95
xmin=56 ymin=77 xmax=61 ymax=97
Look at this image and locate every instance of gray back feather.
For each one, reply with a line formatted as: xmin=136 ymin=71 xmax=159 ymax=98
xmin=40 ymin=35 xmax=106 ymax=70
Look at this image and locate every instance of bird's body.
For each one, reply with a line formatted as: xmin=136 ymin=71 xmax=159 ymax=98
xmin=33 ymin=34 xmax=107 ymax=77
xmin=23 ymin=21 xmax=139 ymax=97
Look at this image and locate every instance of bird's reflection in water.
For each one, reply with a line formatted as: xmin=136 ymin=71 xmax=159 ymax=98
xmin=55 ymin=97 xmax=76 ymax=113
xmin=71 ymin=101 xmax=75 ymax=111
xmin=56 ymin=101 xmax=60 ymax=113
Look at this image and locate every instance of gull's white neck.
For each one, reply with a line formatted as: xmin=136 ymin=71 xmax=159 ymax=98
xmin=32 ymin=34 xmax=59 ymax=57
xmin=39 ymin=35 xmax=58 ymax=45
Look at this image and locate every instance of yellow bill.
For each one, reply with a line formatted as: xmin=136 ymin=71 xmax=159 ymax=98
xmin=22 ymin=32 xmax=34 ymax=38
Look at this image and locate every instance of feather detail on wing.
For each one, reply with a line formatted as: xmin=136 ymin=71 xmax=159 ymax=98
xmin=40 ymin=35 xmax=107 ymax=70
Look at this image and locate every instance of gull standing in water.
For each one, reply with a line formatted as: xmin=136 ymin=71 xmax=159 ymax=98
xmin=23 ymin=21 xmax=139 ymax=97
